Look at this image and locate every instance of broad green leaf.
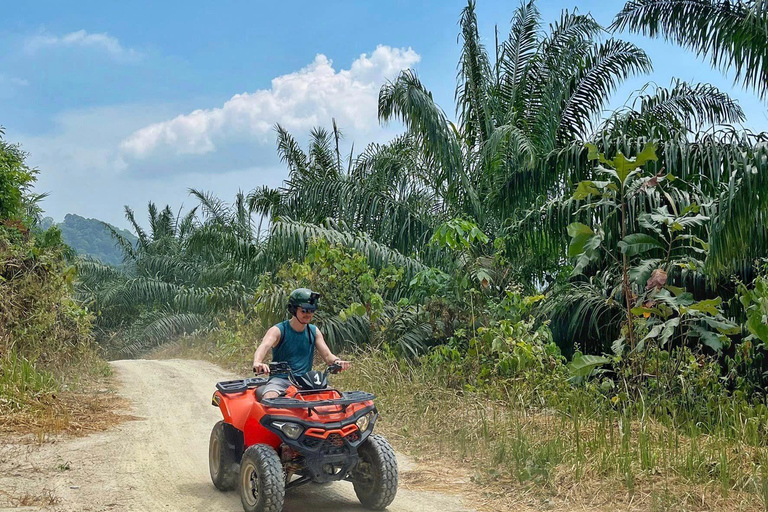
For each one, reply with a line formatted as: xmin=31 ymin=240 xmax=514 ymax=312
xmin=618 ymin=233 xmax=665 ymax=256
xmin=686 ymin=297 xmax=722 ymax=316
xmin=567 ymin=223 xmax=594 ymax=237
xmin=568 ymin=354 xmax=611 ymax=378
xmin=610 ymin=143 xmax=658 ymax=184
xmin=702 ymin=316 xmax=742 ymax=335
xmin=573 ymin=181 xmax=602 ymax=200
xmin=747 ymin=314 xmax=768 ymax=343
xmin=660 ymin=317 xmax=680 ymax=345
xmin=631 ymin=306 xmax=662 ymax=317
xmin=676 ymin=214 xmax=710 ymax=229
xmin=491 ymin=337 xmax=506 ymax=353
xmin=642 ymin=323 xmax=664 ymax=344
xmin=692 ymin=325 xmax=724 ymax=352
xmin=665 ymin=285 xmax=686 ymax=297
xmin=585 ymin=143 xmax=600 ymax=161
xmin=568 ymin=235 xmax=592 ymax=257
xmin=567 ymin=223 xmax=596 ymax=258
xmin=635 ymin=142 xmax=658 ymax=167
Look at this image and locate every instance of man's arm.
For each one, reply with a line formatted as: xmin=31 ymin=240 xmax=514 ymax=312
xmin=253 ymin=326 xmax=282 ymax=373
xmin=314 ymin=329 xmax=350 ymax=371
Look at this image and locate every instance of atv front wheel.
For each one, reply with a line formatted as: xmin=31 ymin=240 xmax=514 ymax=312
xmin=239 ymin=444 xmax=285 ymax=512
xmin=352 ymin=434 xmax=398 ymax=509
xmin=209 ymin=421 xmax=240 ymax=491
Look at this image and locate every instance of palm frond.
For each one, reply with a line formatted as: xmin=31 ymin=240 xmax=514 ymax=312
xmin=612 ymin=0 xmax=768 ymax=98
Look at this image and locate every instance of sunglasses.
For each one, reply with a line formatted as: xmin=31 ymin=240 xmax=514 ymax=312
xmin=299 ymin=308 xmax=315 ymax=314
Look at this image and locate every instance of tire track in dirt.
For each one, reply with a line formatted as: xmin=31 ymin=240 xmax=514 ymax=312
xmin=0 ymin=359 xmax=476 ymax=512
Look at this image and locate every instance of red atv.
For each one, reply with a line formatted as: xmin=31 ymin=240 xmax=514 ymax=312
xmin=209 ymin=361 xmax=398 ymax=512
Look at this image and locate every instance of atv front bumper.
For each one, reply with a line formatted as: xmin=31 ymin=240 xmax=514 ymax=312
xmin=261 ymin=406 xmax=377 ymax=484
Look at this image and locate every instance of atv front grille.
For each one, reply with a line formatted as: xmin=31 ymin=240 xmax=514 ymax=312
xmin=302 ymin=436 xmax=322 ymax=450
xmin=301 ymin=433 xmax=350 ymax=455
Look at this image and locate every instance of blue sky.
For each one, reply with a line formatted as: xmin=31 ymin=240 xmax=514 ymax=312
xmin=1 ymin=0 xmax=766 ymax=229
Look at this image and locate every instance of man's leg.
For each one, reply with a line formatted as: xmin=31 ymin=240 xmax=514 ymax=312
xmin=256 ymin=378 xmax=291 ymax=401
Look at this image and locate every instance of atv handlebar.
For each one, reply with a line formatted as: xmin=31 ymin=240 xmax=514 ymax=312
xmin=253 ymin=361 xmax=292 ymax=375
xmin=253 ymin=361 xmax=343 ymax=376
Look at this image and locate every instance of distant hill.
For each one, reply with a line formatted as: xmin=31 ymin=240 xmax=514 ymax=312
xmin=42 ymin=214 xmax=137 ymax=266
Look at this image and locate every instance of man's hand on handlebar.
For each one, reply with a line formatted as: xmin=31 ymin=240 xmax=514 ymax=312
xmin=332 ymin=360 xmax=351 ymax=372
xmin=253 ymin=362 xmax=270 ymax=374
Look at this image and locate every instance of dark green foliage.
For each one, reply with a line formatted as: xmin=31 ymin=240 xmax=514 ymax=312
xmin=254 ymin=239 xmax=407 ymax=352
xmin=0 ymin=129 xmax=44 ymax=223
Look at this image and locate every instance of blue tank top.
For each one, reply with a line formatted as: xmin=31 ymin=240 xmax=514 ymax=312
xmin=273 ymin=320 xmax=316 ymax=376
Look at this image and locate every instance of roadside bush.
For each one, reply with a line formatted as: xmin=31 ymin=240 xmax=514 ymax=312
xmin=0 ymin=227 xmax=101 ymax=412
xmin=423 ymin=291 xmax=567 ymax=403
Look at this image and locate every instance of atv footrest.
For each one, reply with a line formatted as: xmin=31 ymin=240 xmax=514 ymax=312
xmin=216 ymin=377 xmax=269 ymax=394
xmin=261 ymin=390 xmax=375 ymax=409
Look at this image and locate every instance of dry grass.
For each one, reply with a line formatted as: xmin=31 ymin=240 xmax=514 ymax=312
xmin=0 ymin=372 xmax=132 ymax=439
xmin=0 ymin=488 xmax=58 ymax=507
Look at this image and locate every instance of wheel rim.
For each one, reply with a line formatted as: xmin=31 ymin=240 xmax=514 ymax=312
xmin=209 ymin=436 xmax=220 ymax=475
xmin=242 ymin=462 xmax=260 ymax=507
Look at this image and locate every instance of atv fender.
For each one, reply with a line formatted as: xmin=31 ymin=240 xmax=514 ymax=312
xmin=213 ymin=389 xmax=281 ymax=448
xmin=213 ymin=389 xmax=257 ymax=431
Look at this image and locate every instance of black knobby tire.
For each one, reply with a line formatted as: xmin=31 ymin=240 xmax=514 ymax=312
xmin=352 ymin=434 xmax=398 ymax=510
xmin=209 ymin=421 xmax=241 ymax=491
xmin=239 ymin=444 xmax=285 ymax=512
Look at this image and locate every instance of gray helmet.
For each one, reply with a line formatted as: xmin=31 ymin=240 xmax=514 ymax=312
xmin=287 ymin=288 xmax=320 ymax=314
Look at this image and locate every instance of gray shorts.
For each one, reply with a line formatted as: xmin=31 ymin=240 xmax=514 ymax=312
xmin=256 ymin=377 xmax=291 ymax=401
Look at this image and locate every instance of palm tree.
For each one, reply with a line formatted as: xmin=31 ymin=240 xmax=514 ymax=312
xmin=378 ymin=1 xmax=745 ymax=279
xmin=77 ymin=200 xmax=254 ymax=356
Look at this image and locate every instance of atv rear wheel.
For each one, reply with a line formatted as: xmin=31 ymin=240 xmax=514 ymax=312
xmin=239 ymin=444 xmax=285 ymax=512
xmin=352 ymin=434 xmax=398 ymax=510
xmin=209 ymin=421 xmax=240 ymax=491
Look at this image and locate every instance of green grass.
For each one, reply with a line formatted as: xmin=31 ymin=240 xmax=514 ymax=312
xmin=0 ymin=351 xmax=58 ymax=412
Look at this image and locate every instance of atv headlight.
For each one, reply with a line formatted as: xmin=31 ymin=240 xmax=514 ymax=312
xmin=272 ymin=421 xmax=303 ymax=440
xmin=356 ymin=411 xmax=374 ymax=432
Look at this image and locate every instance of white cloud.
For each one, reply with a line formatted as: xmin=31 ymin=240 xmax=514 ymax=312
xmin=0 ymin=75 xmax=29 ymax=87
xmin=119 ymin=45 xmax=419 ymax=161
xmin=15 ymin=45 xmax=418 ymax=228
xmin=25 ymin=29 xmax=140 ymax=61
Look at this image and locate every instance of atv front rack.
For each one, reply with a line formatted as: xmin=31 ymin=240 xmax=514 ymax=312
xmin=261 ymin=390 xmax=375 ymax=411
xmin=216 ymin=377 xmax=268 ymax=394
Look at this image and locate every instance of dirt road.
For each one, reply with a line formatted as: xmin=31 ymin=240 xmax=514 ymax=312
xmin=0 ymin=359 xmax=475 ymax=512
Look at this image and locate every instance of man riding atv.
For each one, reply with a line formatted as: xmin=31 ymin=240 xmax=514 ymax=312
xmin=252 ymin=288 xmax=350 ymax=397
xmin=212 ymin=287 xmax=398 ymax=511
